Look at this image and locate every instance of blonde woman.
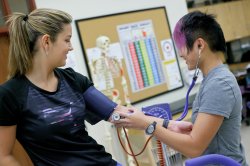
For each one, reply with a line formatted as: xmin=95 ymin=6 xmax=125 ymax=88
xmin=0 ymin=8 xmax=126 ymax=166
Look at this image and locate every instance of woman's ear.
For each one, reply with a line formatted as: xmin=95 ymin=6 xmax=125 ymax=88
xmin=41 ymin=34 xmax=50 ymax=55
xmin=41 ymin=34 xmax=50 ymax=47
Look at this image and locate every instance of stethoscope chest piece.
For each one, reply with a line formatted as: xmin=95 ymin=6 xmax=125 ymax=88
xmin=112 ymin=112 xmax=121 ymax=121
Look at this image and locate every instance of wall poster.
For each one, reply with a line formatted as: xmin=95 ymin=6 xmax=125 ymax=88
xmin=75 ymin=7 xmax=183 ymax=105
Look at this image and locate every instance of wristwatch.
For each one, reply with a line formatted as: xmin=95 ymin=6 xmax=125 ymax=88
xmin=145 ymin=121 xmax=157 ymax=135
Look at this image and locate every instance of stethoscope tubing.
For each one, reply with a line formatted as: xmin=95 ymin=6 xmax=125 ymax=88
xmin=177 ymin=52 xmax=201 ymax=121
xmin=177 ymin=76 xmax=197 ymax=121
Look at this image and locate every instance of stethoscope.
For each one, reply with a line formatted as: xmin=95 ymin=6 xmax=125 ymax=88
xmin=177 ymin=49 xmax=201 ymax=121
xmin=111 ymin=49 xmax=202 ymax=166
xmin=112 ymin=50 xmax=202 ymax=121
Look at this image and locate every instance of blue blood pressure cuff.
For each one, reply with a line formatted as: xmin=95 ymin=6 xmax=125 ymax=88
xmin=83 ymin=86 xmax=117 ymax=124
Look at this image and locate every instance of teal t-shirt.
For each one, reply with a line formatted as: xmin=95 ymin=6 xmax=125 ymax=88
xmin=192 ymin=64 xmax=248 ymax=166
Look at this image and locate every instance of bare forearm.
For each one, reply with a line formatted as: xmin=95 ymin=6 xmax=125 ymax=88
xmin=136 ymin=116 xmax=201 ymax=157
xmin=153 ymin=126 xmax=203 ymax=158
xmin=0 ymin=155 xmax=21 ymax=166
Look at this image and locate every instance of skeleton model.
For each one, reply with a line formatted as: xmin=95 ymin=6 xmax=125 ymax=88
xmin=89 ymin=36 xmax=130 ymax=105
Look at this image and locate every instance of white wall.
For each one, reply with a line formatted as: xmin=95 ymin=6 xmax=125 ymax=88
xmin=35 ymin=0 xmax=194 ymax=164
xmin=35 ymin=0 xmax=189 ymax=77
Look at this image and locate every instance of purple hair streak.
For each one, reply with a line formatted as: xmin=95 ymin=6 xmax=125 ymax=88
xmin=173 ymin=19 xmax=186 ymax=50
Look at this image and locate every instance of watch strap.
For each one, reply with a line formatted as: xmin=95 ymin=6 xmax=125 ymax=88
xmin=162 ymin=119 xmax=169 ymax=128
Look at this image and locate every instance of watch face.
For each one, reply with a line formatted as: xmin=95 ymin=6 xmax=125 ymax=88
xmin=146 ymin=121 xmax=156 ymax=135
xmin=147 ymin=125 xmax=154 ymax=133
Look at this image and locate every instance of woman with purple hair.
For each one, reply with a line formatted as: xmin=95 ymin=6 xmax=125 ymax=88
xmin=114 ymin=11 xmax=248 ymax=165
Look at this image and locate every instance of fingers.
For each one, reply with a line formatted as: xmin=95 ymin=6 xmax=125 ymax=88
xmin=111 ymin=106 xmax=144 ymax=129
xmin=109 ymin=105 xmax=135 ymax=122
xmin=167 ymin=120 xmax=193 ymax=134
xmin=115 ymin=107 xmax=136 ymax=118
xmin=118 ymin=111 xmax=132 ymax=118
xmin=113 ymin=119 xmax=131 ymax=128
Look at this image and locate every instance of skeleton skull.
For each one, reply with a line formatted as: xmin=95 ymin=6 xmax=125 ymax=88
xmin=96 ymin=35 xmax=110 ymax=52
